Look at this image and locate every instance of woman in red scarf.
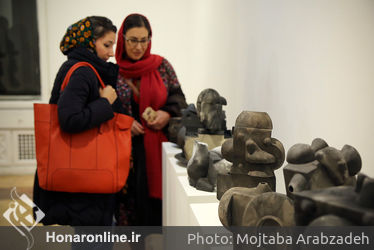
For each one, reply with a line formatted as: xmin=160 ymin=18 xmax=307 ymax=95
xmin=115 ymin=14 xmax=187 ymax=225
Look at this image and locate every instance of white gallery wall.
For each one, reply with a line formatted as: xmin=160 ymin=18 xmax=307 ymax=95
xmin=232 ymin=0 xmax=374 ymax=193
xmin=2 ymin=0 xmax=373 ymax=193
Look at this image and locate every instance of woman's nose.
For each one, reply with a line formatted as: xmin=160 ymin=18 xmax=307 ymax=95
xmin=109 ymin=48 xmax=114 ymax=57
xmin=135 ymin=42 xmax=143 ymax=49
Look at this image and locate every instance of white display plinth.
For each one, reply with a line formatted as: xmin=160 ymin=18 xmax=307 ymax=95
xmin=162 ymin=142 xmax=184 ymax=226
xmin=162 ymin=142 xmax=221 ymax=226
xmin=189 ymin=203 xmax=222 ymax=226
xmin=162 ymin=141 xmax=183 ymax=157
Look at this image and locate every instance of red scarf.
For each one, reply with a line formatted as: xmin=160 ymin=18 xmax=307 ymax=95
xmin=116 ymin=14 xmax=167 ymax=199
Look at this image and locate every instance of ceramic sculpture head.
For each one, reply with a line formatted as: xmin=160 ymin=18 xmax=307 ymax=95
xmin=196 ymin=89 xmax=227 ymax=132
xmin=222 ymin=111 xmax=285 ymax=174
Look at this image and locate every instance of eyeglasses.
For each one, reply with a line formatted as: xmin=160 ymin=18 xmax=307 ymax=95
xmin=124 ymin=36 xmax=151 ymax=48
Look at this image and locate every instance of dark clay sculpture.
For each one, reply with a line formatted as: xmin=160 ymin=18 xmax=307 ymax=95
xmin=217 ymin=111 xmax=285 ymax=199
xmin=174 ymin=104 xmax=204 ymax=164
xmin=176 ymin=88 xmax=231 ymax=164
xmin=193 ymin=89 xmax=229 ymax=161
xmin=187 ymin=143 xmax=232 ymax=192
xmin=283 ymin=138 xmax=361 ymax=198
xmin=187 ymin=141 xmax=212 ymax=191
xmin=293 ymin=173 xmax=374 ymax=226
xmin=207 ymin=147 xmax=232 ymax=188
xmin=180 ymin=104 xmax=204 ymax=136
xmin=175 ymin=89 xmax=231 ymax=165
xmin=196 ymin=88 xmax=227 ymax=133
xmin=167 ymin=117 xmax=182 ymax=144
xmin=218 ymin=182 xmax=295 ymax=227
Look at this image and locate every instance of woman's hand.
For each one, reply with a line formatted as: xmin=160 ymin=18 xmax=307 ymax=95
xmin=131 ymin=120 xmax=145 ymax=136
xmin=99 ymin=85 xmax=117 ymax=104
xmin=147 ymin=110 xmax=170 ymax=130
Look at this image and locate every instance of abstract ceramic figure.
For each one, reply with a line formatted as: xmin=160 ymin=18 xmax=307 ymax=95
xmin=196 ymin=88 xmax=227 ymax=133
xmin=191 ymin=89 xmax=229 ymax=162
xmin=187 ymin=141 xmax=212 ymax=191
xmin=355 ymin=173 xmax=374 ymax=208
xmin=174 ymin=104 xmax=203 ymax=164
xmin=293 ymin=173 xmax=374 ymax=226
xmin=207 ymin=146 xmax=232 ymax=187
xmin=283 ymin=138 xmax=361 ymax=198
xmin=218 ymin=183 xmax=295 ymax=227
xmin=174 ymin=126 xmax=188 ymax=165
xmin=175 ymin=89 xmax=230 ymax=165
xmin=187 ymin=143 xmax=232 ymax=192
xmin=180 ymin=104 xmax=204 ymax=136
xmin=167 ymin=117 xmax=182 ymax=144
xmin=209 ymin=159 xmax=232 ymax=187
xmin=217 ymin=111 xmax=285 ymax=199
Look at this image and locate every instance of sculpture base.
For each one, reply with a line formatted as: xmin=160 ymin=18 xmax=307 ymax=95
xmin=183 ymin=133 xmax=225 ymax=162
xmin=216 ymin=172 xmax=276 ymax=200
xmin=197 ymin=133 xmax=225 ymax=151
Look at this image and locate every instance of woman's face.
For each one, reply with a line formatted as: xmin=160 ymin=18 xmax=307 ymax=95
xmin=124 ymin=27 xmax=149 ymax=61
xmin=95 ymin=31 xmax=116 ymax=61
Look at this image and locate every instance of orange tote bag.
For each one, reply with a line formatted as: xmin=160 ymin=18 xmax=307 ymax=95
xmin=34 ymin=62 xmax=133 ymax=193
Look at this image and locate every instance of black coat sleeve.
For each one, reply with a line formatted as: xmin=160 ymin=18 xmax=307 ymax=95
xmin=160 ymin=85 xmax=188 ymax=117
xmin=57 ymin=67 xmax=114 ymax=133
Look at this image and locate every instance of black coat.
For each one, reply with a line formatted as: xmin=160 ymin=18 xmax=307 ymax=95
xmin=33 ymin=48 xmax=122 ymax=226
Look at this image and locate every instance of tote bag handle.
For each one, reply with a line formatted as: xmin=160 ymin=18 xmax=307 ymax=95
xmin=60 ymin=62 xmax=106 ymax=91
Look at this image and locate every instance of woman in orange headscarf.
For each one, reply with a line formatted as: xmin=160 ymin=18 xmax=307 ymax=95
xmin=34 ymin=16 xmax=122 ymax=226
xmin=115 ymin=14 xmax=187 ymax=225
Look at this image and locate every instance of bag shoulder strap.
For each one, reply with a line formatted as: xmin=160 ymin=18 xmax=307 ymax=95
xmin=60 ymin=62 xmax=106 ymax=91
